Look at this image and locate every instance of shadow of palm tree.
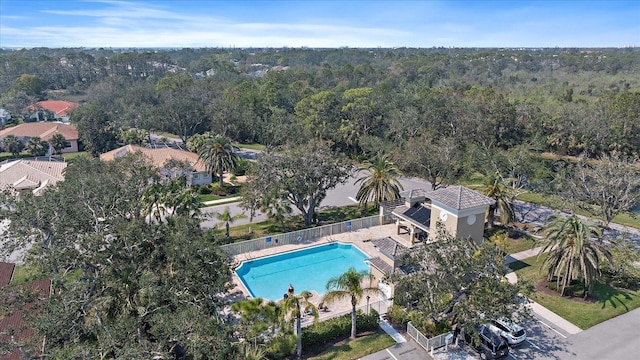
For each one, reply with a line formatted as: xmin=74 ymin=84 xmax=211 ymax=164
xmin=595 ymin=282 xmax=634 ymax=311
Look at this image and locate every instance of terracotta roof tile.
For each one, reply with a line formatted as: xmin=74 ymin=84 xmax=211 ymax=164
xmin=100 ymin=145 xmax=206 ymax=172
xmin=28 ymin=100 xmax=79 ymax=116
xmin=0 ymin=262 xmax=15 ymax=288
xmin=0 ymin=122 xmax=79 ymax=141
xmin=0 ymin=278 xmax=51 ymax=360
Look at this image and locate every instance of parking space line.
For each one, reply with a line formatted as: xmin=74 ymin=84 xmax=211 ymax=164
xmin=385 ymin=349 xmax=399 ymax=360
xmin=509 ymin=353 xmax=518 ymax=359
xmin=525 ymin=339 xmax=540 ymax=350
xmin=537 ymin=319 xmax=568 ymax=339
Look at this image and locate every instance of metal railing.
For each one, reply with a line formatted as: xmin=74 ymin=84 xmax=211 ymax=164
xmin=219 ymin=216 xmax=381 ymax=256
xmin=407 ymin=322 xmax=452 ymax=352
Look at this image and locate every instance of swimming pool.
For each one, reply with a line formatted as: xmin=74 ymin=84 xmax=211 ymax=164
xmin=235 ymin=242 xmax=370 ymax=301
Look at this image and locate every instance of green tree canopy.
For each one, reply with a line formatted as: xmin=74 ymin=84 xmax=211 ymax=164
xmin=242 ymin=142 xmax=352 ymax=227
xmin=392 ymin=226 xmax=527 ymax=336
xmin=0 ymin=154 xmax=235 ymax=358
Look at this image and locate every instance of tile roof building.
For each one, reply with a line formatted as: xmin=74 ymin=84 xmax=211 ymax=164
xmin=0 ymin=159 xmax=67 ymax=195
xmin=0 ymin=122 xmax=79 ymax=154
xmin=27 ymin=100 xmax=79 ymax=123
xmin=382 ymin=185 xmax=494 ymax=244
xmin=100 ymin=145 xmax=212 ymax=186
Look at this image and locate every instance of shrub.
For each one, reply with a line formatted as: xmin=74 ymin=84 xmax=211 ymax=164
xmin=233 ymin=159 xmax=249 ymax=176
xmin=198 ymin=185 xmax=212 ymax=195
xmin=301 ymin=309 xmax=379 ymax=349
xmin=387 ymin=305 xmax=410 ymax=327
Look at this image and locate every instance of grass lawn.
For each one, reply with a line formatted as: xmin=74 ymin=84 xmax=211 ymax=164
xmin=510 ymin=255 xmax=640 ymax=329
xmin=232 ymin=142 xmax=266 ymax=151
xmin=198 ymin=194 xmax=229 ymax=202
xmin=221 ymin=205 xmax=377 ymax=242
xmin=9 ymin=265 xmax=39 ymax=285
xmin=306 ymin=331 xmax=396 ymax=360
xmin=61 ymin=151 xmax=90 ymax=162
xmin=486 ymin=227 xmax=539 ymax=254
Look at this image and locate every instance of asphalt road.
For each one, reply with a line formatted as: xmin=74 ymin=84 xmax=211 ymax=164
xmin=200 ymin=173 xmax=433 ymax=230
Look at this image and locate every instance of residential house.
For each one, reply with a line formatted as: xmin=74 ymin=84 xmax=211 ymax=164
xmin=0 ymin=262 xmax=52 ymax=360
xmin=0 ymin=122 xmax=79 ymax=154
xmin=99 ymin=145 xmax=212 ymax=186
xmin=26 ymin=100 xmax=79 ymax=123
xmin=0 ymin=159 xmax=67 ymax=195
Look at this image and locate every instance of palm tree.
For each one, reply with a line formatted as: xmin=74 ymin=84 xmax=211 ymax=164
xmin=212 ymin=206 xmax=246 ymax=240
xmin=50 ymin=133 xmax=69 ymax=155
xmin=26 ymin=136 xmax=49 ymax=156
xmin=197 ymin=134 xmax=240 ymax=187
xmin=323 ymin=267 xmax=380 ymax=339
xmin=538 ymin=215 xmax=612 ymax=297
xmin=2 ymin=135 xmax=25 ymax=157
xmin=281 ymin=289 xmax=318 ymax=359
xmin=482 ymin=173 xmax=515 ymax=228
xmin=231 ymin=298 xmax=281 ymax=341
xmin=355 ymin=155 xmax=404 ymax=209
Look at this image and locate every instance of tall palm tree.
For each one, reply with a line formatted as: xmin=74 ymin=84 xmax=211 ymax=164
xmin=355 ymin=155 xmax=404 ymax=209
xmin=2 ymin=135 xmax=25 ymax=157
xmin=482 ymin=173 xmax=515 ymax=228
xmin=323 ymin=267 xmax=380 ymax=339
xmin=281 ymin=290 xmax=318 ymax=359
xmin=26 ymin=136 xmax=49 ymax=156
xmin=141 ymin=182 xmax=168 ymax=222
xmin=231 ymin=298 xmax=281 ymax=341
xmin=212 ymin=206 xmax=246 ymax=240
xmin=538 ymin=215 xmax=612 ymax=297
xmin=141 ymin=178 xmax=200 ymax=222
xmin=50 ymin=133 xmax=69 ymax=155
xmin=197 ymin=134 xmax=240 ymax=187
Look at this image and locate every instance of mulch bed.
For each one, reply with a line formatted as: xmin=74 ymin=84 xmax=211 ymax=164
xmin=535 ymin=279 xmax=596 ymax=304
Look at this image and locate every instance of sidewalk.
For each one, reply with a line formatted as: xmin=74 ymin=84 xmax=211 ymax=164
xmin=504 ymin=247 xmax=583 ymax=335
xmin=202 ymin=196 xmax=242 ymax=206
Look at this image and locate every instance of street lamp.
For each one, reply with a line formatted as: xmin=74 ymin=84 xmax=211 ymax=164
xmin=366 ymin=295 xmax=370 ymax=314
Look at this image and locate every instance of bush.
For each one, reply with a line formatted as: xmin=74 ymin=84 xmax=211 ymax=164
xmin=301 ymin=309 xmax=379 ymax=349
xmin=233 ymin=159 xmax=249 ymax=176
xmin=198 ymin=185 xmax=212 ymax=195
xmin=387 ymin=305 xmax=410 ymax=328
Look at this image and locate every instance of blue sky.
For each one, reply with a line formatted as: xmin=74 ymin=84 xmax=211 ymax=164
xmin=1 ymin=0 xmax=638 ymax=48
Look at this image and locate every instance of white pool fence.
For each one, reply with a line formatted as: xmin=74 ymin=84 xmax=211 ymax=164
xmin=219 ymin=216 xmax=382 ymax=256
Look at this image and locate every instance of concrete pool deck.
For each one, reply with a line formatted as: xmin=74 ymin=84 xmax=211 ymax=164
xmin=225 ymin=223 xmax=412 ymax=321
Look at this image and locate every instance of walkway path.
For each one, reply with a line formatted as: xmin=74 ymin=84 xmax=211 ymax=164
xmin=379 ymin=317 xmax=407 ymax=343
xmin=504 ymin=247 xmax=583 ymax=335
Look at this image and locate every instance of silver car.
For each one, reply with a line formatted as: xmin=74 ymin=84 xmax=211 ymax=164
xmin=486 ymin=318 xmax=527 ymax=346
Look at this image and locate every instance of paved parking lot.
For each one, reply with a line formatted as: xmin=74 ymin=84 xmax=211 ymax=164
xmin=428 ymin=316 xmax=573 ymax=360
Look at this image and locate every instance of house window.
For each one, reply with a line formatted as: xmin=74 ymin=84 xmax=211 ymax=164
xmin=193 ymin=174 xmax=199 ymax=179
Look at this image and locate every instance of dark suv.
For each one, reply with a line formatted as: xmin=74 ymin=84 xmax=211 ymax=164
xmin=463 ymin=324 xmax=510 ymax=359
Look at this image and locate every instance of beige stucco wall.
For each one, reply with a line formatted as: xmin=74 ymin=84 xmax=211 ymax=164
xmin=430 ymin=204 xmax=488 ymax=243
xmin=456 ymin=214 xmax=485 ymax=243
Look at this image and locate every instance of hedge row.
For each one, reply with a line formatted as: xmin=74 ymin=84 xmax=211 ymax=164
xmin=301 ymin=309 xmax=379 ymax=349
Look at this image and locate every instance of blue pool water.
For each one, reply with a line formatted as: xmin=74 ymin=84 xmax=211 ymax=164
xmin=235 ymin=242 xmax=370 ymax=301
